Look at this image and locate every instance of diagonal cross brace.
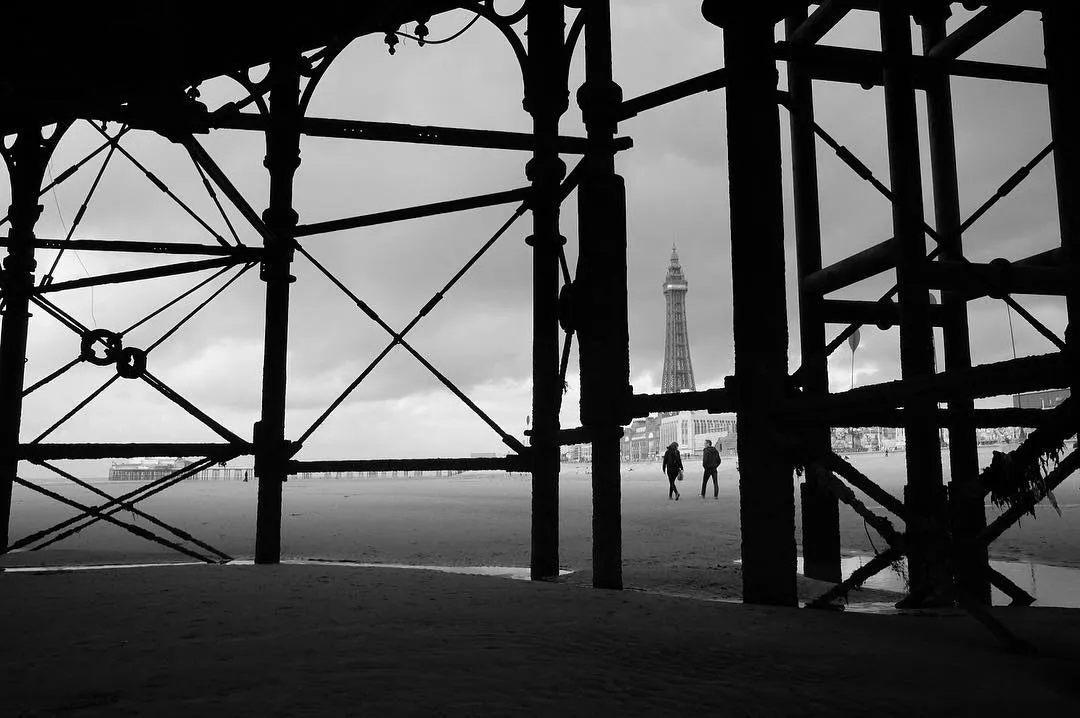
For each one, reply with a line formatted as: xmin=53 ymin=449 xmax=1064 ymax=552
xmin=6 ymin=455 xmax=230 ymax=554
xmin=22 ymin=261 xmax=241 ymax=397
xmin=295 ymin=161 xmax=585 ymax=450
xmin=140 ymin=371 xmax=246 ymax=445
xmin=0 ymin=122 xmax=133 ymax=230
xmin=296 ymin=206 xmax=529 ymax=446
xmin=25 ymin=265 xmax=251 ymax=445
xmin=88 ymin=122 xmax=230 ymax=247
xmin=32 ymin=459 xmax=232 ymax=562
xmin=11 ymin=476 xmax=219 ymax=563
xmin=179 ymin=134 xmax=272 ymax=244
xmin=40 ymin=123 xmax=125 ymax=287
xmin=781 ymin=96 xmax=1063 ymax=377
xmin=295 ymin=243 xmax=528 ymax=455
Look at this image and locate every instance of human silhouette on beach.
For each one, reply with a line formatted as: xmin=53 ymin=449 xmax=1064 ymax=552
xmin=701 ymin=439 xmax=720 ymax=499
xmin=662 ymin=442 xmax=682 ymax=500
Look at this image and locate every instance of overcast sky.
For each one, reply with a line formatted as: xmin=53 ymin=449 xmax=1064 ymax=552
xmin=1 ymin=4 xmax=1063 ymax=476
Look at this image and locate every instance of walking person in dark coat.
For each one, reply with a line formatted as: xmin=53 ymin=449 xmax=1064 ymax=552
xmin=701 ymin=439 xmax=721 ymax=499
xmin=662 ymin=442 xmax=682 ymax=500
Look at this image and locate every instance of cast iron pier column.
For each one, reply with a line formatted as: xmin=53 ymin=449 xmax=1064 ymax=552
xmin=786 ymin=8 xmax=841 ymax=584
xmin=577 ymin=0 xmax=629 ymax=590
xmin=526 ymin=2 xmax=568 ymax=580
xmin=255 ymin=49 xmax=302 ymax=564
xmin=880 ymin=3 xmax=950 ymax=601
xmin=0 ymin=128 xmax=52 ymax=549
xmin=705 ymin=1 xmax=800 ymax=606
xmin=919 ymin=4 xmax=989 ymax=604
xmin=1045 ymin=4 xmax=1080 ymax=391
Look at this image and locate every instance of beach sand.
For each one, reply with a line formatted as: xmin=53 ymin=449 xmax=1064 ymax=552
xmin=3 ymin=451 xmax=1079 ymax=715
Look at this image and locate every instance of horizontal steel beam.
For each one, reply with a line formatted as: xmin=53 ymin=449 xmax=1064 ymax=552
xmin=555 ymin=426 xmax=592 ymax=446
xmin=0 ymin=237 xmax=260 ymax=257
xmin=784 ymin=353 xmax=1068 ymax=419
xmin=928 ymin=6 xmax=1023 ymax=60
xmin=525 ymin=426 xmax=625 ymax=446
xmin=628 ymin=388 xmax=733 ymax=417
xmin=820 ymin=298 xmax=945 ymax=328
xmin=618 ymin=69 xmax=727 ymax=120
xmin=803 ymin=238 xmax=894 ymax=295
xmin=791 ymin=406 xmax=1054 ymax=429
xmin=211 ymin=113 xmax=632 ymax=155
xmin=922 ymin=260 xmax=1073 ymax=297
xmin=775 ymin=43 xmax=1048 ymax=87
xmin=34 ymin=256 xmax=244 ymax=294
xmin=19 ymin=442 xmax=250 ymax=460
xmin=288 ymin=456 xmax=530 ymax=473
xmin=294 ymin=187 xmax=532 ymax=237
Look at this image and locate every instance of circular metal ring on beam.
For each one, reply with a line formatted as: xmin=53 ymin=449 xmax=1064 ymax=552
xmin=79 ymin=328 xmax=123 ymax=366
xmin=115 ymin=346 xmax=148 ymax=379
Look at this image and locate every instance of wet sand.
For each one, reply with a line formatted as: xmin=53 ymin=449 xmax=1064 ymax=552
xmin=6 ymin=450 xmax=1079 ymax=585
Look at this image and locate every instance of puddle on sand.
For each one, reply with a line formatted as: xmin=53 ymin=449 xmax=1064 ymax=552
xmin=2 ymin=561 xmax=205 ymax=573
xmin=2 ymin=559 xmax=574 ymax=582
xmin=287 ymin=559 xmax=574 ymax=581
xmin=797 ymin=555 xmax=1080 ymax=613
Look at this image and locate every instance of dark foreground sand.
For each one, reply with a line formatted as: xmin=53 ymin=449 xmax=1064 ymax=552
xmin=2 ymin=564 xmax=1079 ymax=716
xmin=3 ymin=453 xmax=1079 ymax=715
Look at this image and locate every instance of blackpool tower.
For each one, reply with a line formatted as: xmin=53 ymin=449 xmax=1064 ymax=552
xmin=661 ymin=246 xmax=696 ymax=393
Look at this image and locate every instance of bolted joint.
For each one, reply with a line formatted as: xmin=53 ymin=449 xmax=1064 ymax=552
xmin=986 ymin=257 xmax=1012 ymax=301
xmin=521 ymin=91 xmax=572 ymax=119
xmin=577 ymin=80 xmax=624 ymax=126
xmin=258 ymin=236 xmax=296 ymax=282
xmin=525 ymin=155 xmax=567 ymax=184
xmin=524 ymin=233 xmax=567 ymax=248
xmin=702 ymin=0 xmax=810 ymax=28
xmin=2 ymin=250 xmax=38 ymax=277
xmin=261 ymin=207 xmax=300 ymax=231
xmin=253 ymin=421 xmax=297 ymax=479
xmin=6 ymin=203 xmax=45 ymax=232
xmin=875 ymin=297 xmax=896 ymax=331
xmin=262 ymin=152 xmax=302 ymax=173
xmin=259 ymin=260 xmax=296 ymax=284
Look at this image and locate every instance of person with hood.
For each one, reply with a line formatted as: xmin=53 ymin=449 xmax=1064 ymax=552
xmin=701 ymin=439 xmax=721 ymax=499
xmin=662 ymin=442 xmax=683 ymax=500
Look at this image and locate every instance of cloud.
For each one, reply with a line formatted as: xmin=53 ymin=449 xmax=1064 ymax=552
xmin=3 ymin=5 xmax=1064 ymax=478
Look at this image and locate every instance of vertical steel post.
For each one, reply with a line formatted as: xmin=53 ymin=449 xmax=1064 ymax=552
xmin=1044 ymin=4 xmax=1080 ymax=361
xmin=918 ymin=4 xmax=989 ymax=604
xmin=526 ymin=2 xmax=568 ymax=580
xmin=880 ymin=3 xmax=950 ymax=601
xmin=785 ymin=9 xmax=841 ymax=584
xmin=0 ymin=128 xmax=50 ymax=549
xmin=704 ymin=1 xmax=798 ymax=606
xmin=254 ymin=49 xmax=301 ymax=564
xmin=576 ymin=0 xmax=629 ymax=590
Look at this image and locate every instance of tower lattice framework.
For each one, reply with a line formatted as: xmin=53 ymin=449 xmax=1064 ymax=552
xmin=662 ymin=246 xmax=695 ymax=394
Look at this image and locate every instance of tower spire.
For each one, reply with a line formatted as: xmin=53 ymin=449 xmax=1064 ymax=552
xmin=662 ymin=246 xmax=695 ymax=393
